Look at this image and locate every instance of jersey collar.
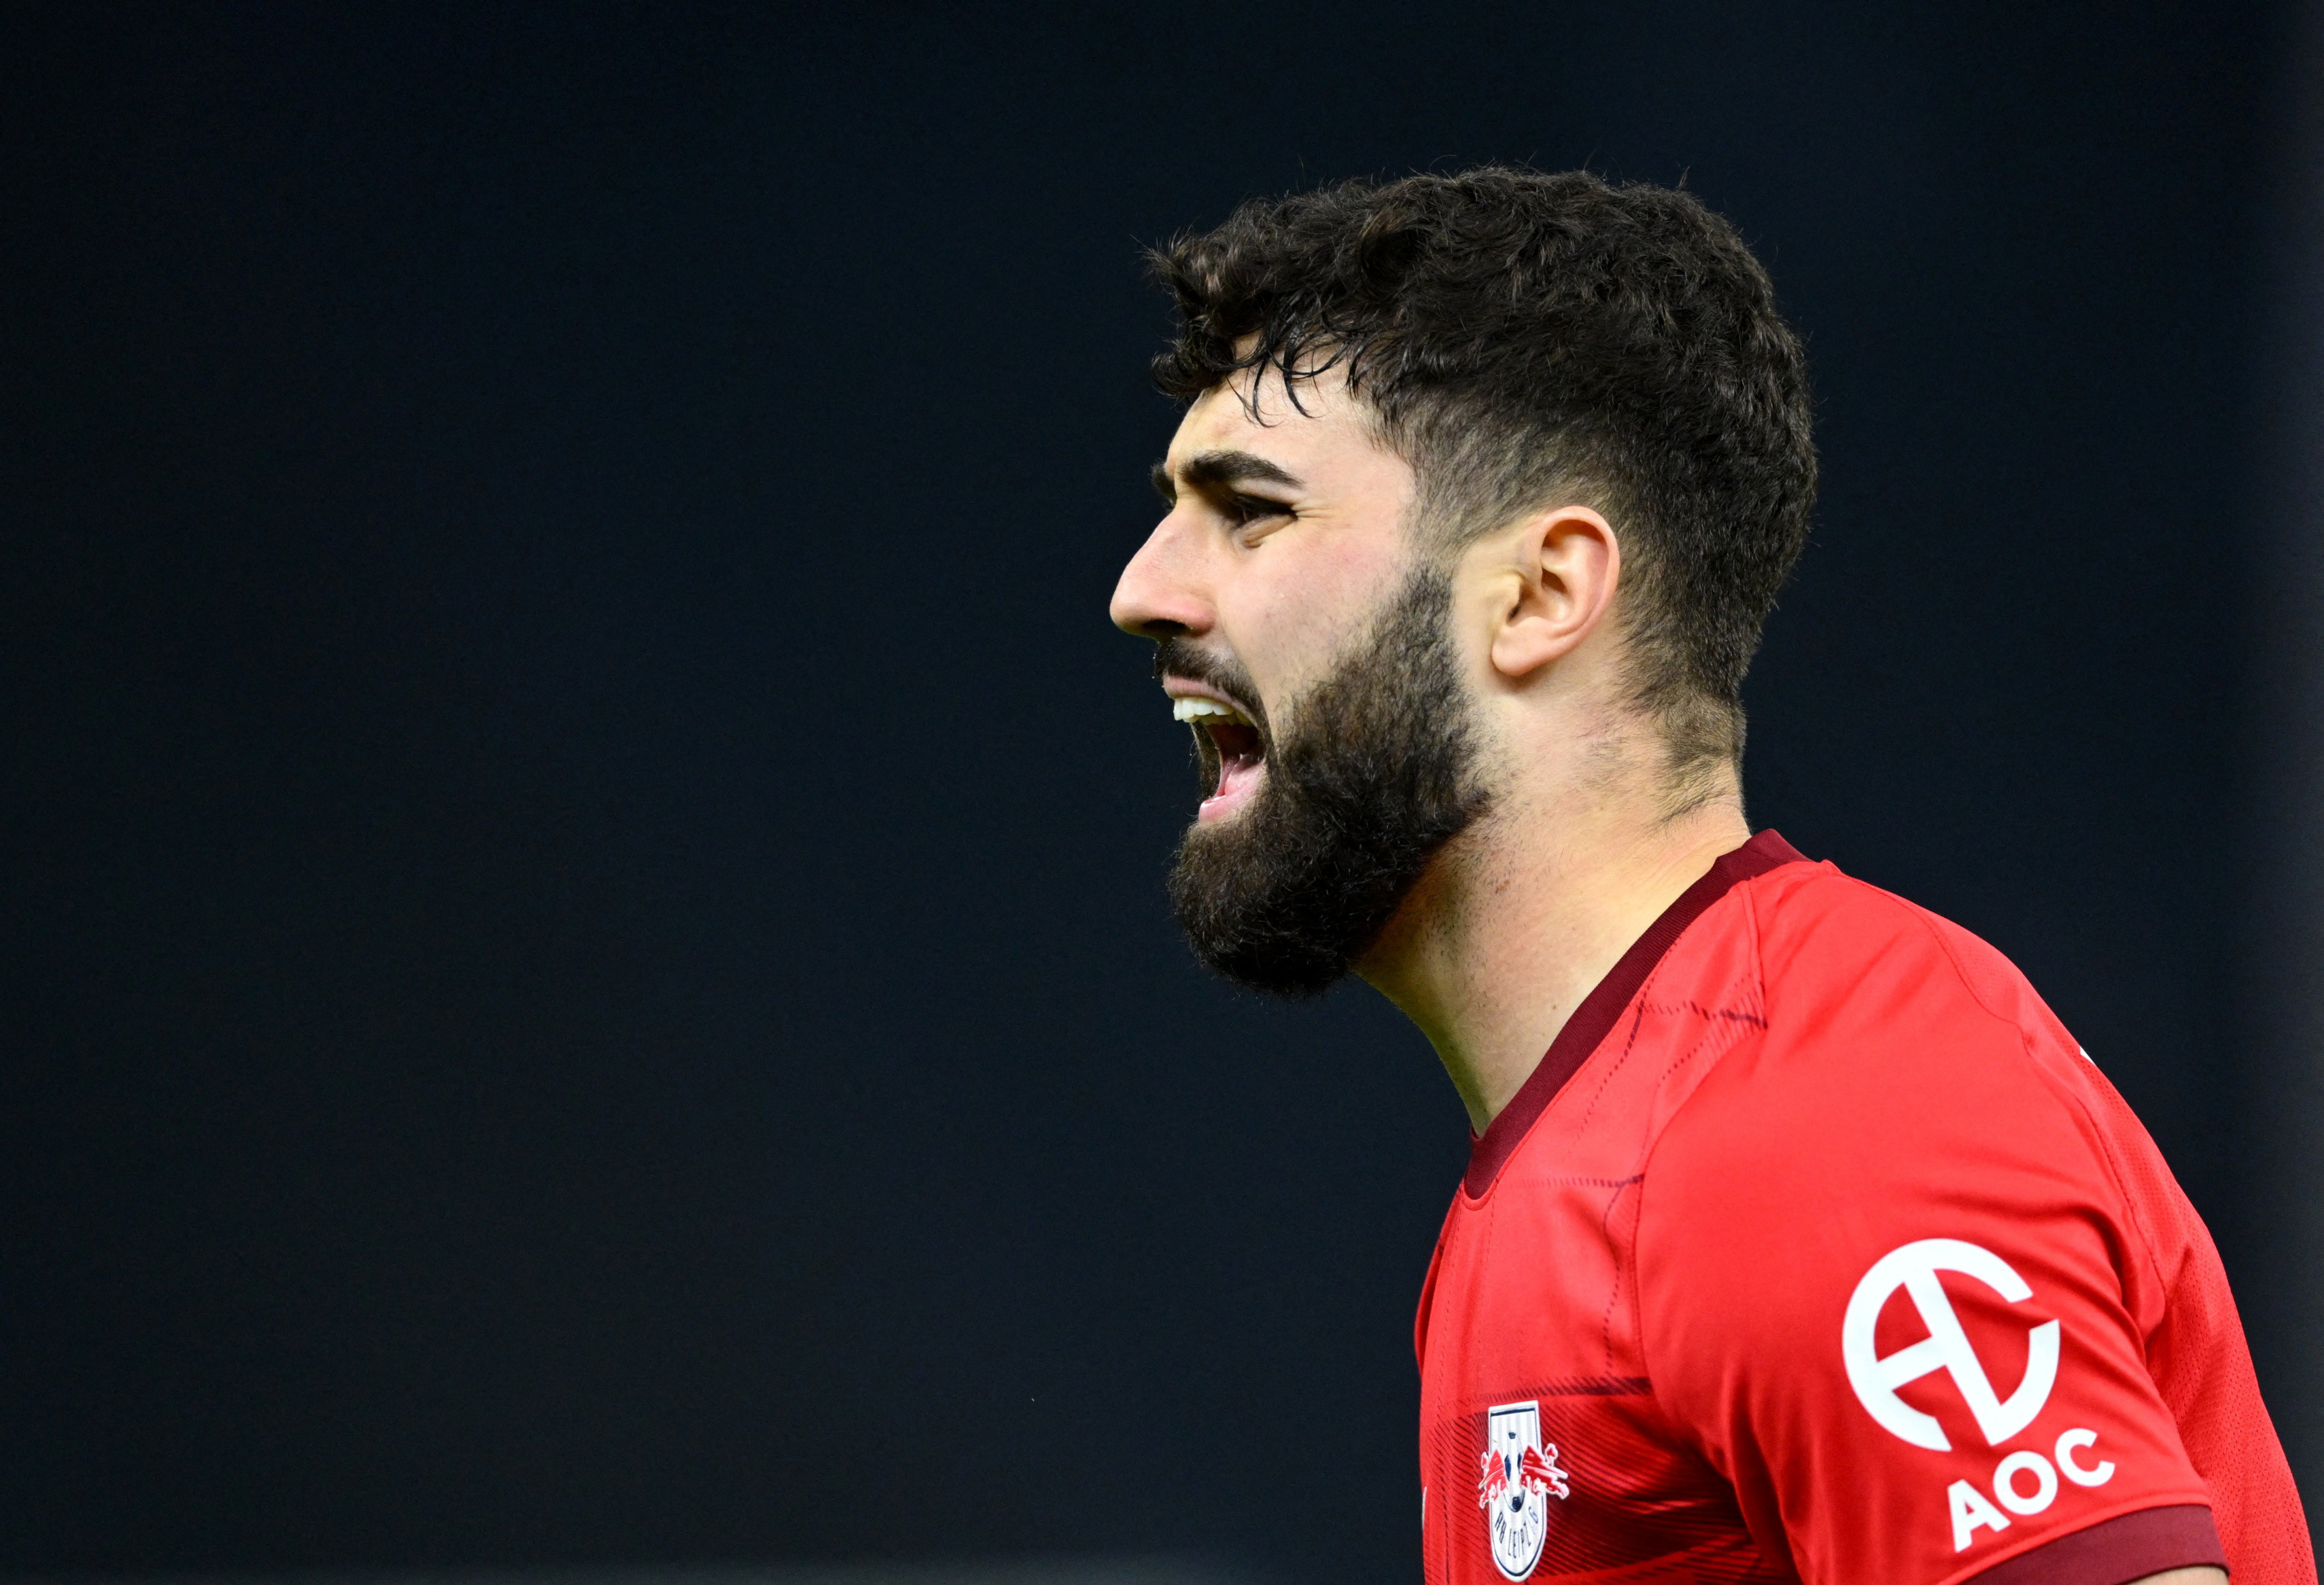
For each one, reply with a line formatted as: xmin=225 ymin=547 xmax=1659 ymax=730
xmin=1462 ymin=828 xmax=1810 ymax=1200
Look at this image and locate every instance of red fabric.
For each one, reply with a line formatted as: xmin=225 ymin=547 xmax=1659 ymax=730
xmin=1414 ymin=837 xmax=2312 ymax=1584
xmin=1463 ymin=830 xmax=1805 ymax=1199
xmin=1964 ymin=1506 xmax=2224 ymax=1585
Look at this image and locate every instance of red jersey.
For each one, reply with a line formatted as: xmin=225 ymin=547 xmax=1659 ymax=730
xmin=1415 ymin=832 xmax=2312 ymax=1585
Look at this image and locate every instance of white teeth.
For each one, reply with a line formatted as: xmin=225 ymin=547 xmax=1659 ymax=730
xmin=1172 ymin=697 xmax=1248 ymax=725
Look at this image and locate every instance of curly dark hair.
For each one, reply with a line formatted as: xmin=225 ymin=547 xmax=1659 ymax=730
xmin=1148 ymin=167 xmax=1816 ymax=773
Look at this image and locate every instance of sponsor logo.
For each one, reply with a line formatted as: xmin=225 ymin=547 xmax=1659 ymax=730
xmin=1945 ymin=1429 xmax=2117 ymax=1552
xmin=1476 ymin=1401 xmax=1569 ymax=1581
xmin=1841 ymin=1238 xmax=2119 ymax=1552
xmin=1842 ymin=1238 xmax=2060 ymax=1451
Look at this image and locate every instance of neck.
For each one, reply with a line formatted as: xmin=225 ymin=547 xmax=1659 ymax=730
xmin=1356 ymin=745 xmax=1750 ymax=1135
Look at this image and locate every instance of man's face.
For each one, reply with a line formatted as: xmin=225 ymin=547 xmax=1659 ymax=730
xmin=1112 ymin=368 xmax=1419 ymax=812
xmin=1111 ymin=370 xmax=1494 ymax=994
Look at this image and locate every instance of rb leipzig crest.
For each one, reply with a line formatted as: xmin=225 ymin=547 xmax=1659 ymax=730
xmin=1476 ymin=1400 xmax=1570 ymax=1581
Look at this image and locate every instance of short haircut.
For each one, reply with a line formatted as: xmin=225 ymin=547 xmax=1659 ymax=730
xmin=1148 ymin=167 xmax=1816 ymax=774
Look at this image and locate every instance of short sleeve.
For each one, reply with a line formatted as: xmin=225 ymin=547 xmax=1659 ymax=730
xmin=1635 ymin=890 xmax=2220 ymax=1585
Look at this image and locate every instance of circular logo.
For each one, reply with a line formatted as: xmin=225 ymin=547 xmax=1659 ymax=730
xmin=1841 ymin=1238 xmax=2060 ymax=1452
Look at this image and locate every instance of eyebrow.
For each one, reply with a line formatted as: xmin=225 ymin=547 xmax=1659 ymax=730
xmin=1151 ymin=449 xmax=1304 ymax=503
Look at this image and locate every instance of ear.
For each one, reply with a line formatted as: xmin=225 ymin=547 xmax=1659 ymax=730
xmin=1485 ymin=504 xmax=1620 ymax=682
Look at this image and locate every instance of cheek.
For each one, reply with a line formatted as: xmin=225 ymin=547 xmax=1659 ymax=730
xmin=1224 ymin=540 xmax=1404 ymax=699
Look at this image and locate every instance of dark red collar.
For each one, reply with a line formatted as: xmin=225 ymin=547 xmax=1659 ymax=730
xmin=1462 ymin=829 xmax=1809 ymax=1200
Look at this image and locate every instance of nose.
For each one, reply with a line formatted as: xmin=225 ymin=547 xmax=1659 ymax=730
xmin=1109 ymin=513 xmax=1213 ymax=639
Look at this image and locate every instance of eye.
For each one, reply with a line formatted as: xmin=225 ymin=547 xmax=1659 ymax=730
xmin=1225 ymin=493 xmax=1294 ymax=528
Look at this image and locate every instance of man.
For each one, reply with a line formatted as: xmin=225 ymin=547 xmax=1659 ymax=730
xmin=1110 ymin=169 xmax=2312 ymax=1583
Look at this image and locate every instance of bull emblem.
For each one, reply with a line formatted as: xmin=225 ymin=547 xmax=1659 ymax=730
xmin=1478 ymin=1401 xmax=1568 ymax=1580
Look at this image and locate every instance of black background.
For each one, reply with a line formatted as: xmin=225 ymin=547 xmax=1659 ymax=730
xmin=2 ymin=3 xmax=2306 ymax=1579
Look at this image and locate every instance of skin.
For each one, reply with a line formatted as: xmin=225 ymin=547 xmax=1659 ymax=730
xmin=1113 ymin=363 xmax=1750 ymax=1130
xmin=1111 ymin=366 xmax=2226 ymax=1585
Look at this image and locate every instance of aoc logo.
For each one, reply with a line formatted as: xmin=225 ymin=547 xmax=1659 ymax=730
xmin=1476 ymin=1401 xmax=1569 ymax=1580
xmin=1842 ymin=1238 xmax=2061 ymax=1451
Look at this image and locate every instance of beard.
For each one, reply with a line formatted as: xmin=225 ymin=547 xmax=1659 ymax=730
xmin=1161 ymin=562 xmax=1495 ymax=998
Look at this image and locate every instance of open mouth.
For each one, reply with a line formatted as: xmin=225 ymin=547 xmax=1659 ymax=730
xmin=1171 ymin=693 xmax=1266 ymax=822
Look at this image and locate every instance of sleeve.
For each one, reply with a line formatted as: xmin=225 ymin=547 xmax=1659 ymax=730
xmin=1634 ymin=901 xmax=2223 ymax=1585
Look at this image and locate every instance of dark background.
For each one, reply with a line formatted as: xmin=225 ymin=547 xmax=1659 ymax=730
xmin=5 ymin=2 xmax=2318 ymax=1579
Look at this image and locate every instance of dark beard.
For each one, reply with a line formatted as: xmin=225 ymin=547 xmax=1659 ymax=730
xmin=1164 ymin=563 xmax=1493 ymax=997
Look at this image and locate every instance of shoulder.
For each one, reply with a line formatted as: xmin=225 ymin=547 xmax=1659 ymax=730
xmin=1709 ymin=859 xmax=2104 ymax=1123
xmin=1574 ymin=858 xmax=2119 ymax=1219
xmin=1628 ymin=866 xmax=2219 ymax=1575
xmin=1631 ymin=860 xmax=2160 ymax=1406
xmin=1650 ymin=860 xmax=2118 ymax=1210
xmin=1740 ymin=860 xmax=2072 ymax=1047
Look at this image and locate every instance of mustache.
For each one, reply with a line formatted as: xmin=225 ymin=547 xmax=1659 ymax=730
xmin=1151 ymin=637 xmax=1272 ymax=737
